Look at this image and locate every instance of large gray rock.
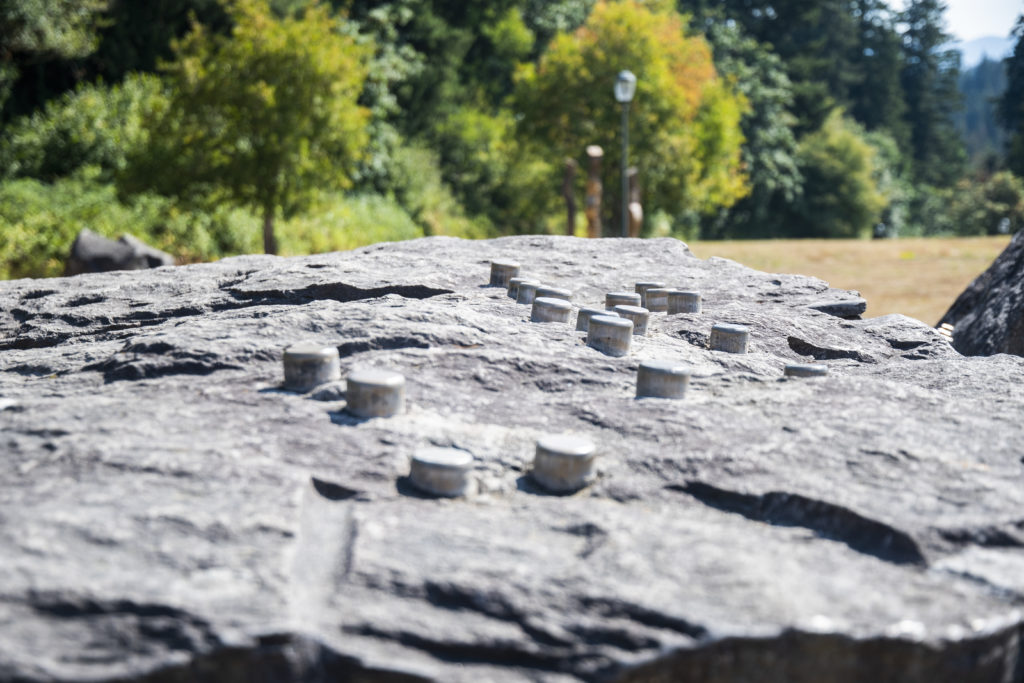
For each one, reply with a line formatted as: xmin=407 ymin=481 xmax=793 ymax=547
xmin=939 ymin=229 xmax=1024 ymax=356
xmin=2 ymin=235 xmax=1023 ymax=682
xmin=64 ymin=228 xmax=175 ymax=276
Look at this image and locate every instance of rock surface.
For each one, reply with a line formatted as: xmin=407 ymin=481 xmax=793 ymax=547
xmin=939 ymin=229 xmax=1024 ymax=357
xmin=2 ymin=235 xmax=1023 ymax=682
xmin=64 ymin=228 xmax=175 ymax=276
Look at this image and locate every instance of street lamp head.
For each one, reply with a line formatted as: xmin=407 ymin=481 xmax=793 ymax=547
xmin=614 ymin=70 xmax=637 ymax=103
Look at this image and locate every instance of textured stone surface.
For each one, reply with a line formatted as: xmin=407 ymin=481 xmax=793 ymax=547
xmin=939 ymin=229 xmax=1024 ymax=357
xmin=65 ymin=228 xmax=175 ymax=276
xmin=2 ymin=235 xmax=1024 ymax=682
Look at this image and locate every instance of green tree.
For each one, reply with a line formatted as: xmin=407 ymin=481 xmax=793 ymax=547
xmin=0 ymin=0 xmax=108 ymax=117
xmin=1000 ymin=16 xmax=1024 ymax=176
xmin=957 ymin=57 xmax=1008 ymax=171
xmin=848 ymin=0 xmax=909 ymax=148
xmin=514 ymin=0 xmax=749 ymax=234
xmin=899 ymin=0 xmax=965 ymax=186
xmin=123 ymin=0 xmax=371 ymax=254
xmin=792 ymin=109 xmax=887 ymax=238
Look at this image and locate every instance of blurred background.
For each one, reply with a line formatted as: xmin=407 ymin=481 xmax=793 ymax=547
xmin=1 ymin=0 xmax=1022 ymax=325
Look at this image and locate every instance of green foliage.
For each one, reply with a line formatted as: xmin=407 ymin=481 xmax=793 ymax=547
xmin=0 ymin=73 xmax=166 ymax=182
xmin=515 ymin=0 xmax=749 ymax=233
xmin=122 ymin=0 xmax=371 ymax=253
xmin=277 ymin=192 xmax=423 ymax=254
xmin=0 ymin=171 xmax=259 ymax=280
xmin=949 ymin=171 xmax=1024 ymax=236
xmin=956 ymin=58 xmax=1008 ymax=171
xmin=698 ymin=19 xmax=801 ymax=239
xmin=791 ymin=110 xmax=887 ymax=238
xmin=1001 ymin=16 xmax=1024 ymax=176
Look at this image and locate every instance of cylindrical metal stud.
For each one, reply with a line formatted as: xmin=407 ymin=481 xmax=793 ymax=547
xmin=784 ymin=363 xmax=828 ymax=378
xmin=709 ymin=323 xmax=750 ymax=354
xmin=346 ymin=368 xmax=405 ymax=418
xmin=576 ymin=306 xmax=618 ymax=332
xmin=613 ymin=304 xmax=650 ymax=335
xmin=531 ymin=435 xmax=597 ymax=493
xmin=283 ymin=342 xmax=341 ymax=392
xmin=508 ymin=277 xmax=532 ymax=299
xmin=517 ymin=282 xmax=543 ymax=305
xmin=667 ymin=290 xmax=702 ymax=314
xmin=489 ymin=260 xmax=521 ymax=287
xmin=531 ymin=296 xmax=572 ymax=323
xmin=645 ymin=288 xmax=670 ymax=313
xmin=636 ymin=360 xmax=691 ymax=399
xmin=606 ymin=291 xmax=641 ymax=310
xmin=409 ymin=447 xmax=474 ymax=497
xmin=635 ymin=281 xmax=666 ymax=308
xmin=535 ymin=286 xmax=572 ymax=302
xmin=587 ymin=315 xmax=633 ymax=356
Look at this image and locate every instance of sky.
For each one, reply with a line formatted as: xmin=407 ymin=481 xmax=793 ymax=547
xmin=938 ymin=0 xmax=1021 ymax=41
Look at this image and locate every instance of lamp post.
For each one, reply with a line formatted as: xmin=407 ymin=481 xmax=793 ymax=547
xmin=614 ymin=70 xmax=636 ymax=239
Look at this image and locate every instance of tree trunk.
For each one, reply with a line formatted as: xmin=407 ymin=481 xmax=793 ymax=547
xmin=585 ymin=145 xmax=603 ymax=238
xmin=563 ymin=158 xmax=578 ymax=236
xmin=263 ymin=206 xmax=278 ymax=255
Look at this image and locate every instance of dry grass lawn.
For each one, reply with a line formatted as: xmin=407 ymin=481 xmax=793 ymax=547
xmin=688 ymin=236 xmax=1012 ymax=326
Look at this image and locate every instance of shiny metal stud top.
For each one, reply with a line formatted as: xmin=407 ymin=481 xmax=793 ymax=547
xmin=709 ymin=323 xmax=750 ymax=354
xmin=283 ymin=342 xmax=340 ymax=392
xmin=346 ymin=368 xmax=405 ymax=418
xmin=636 ymin=360 xmax=691 ymax=399
xmin=606 ymin=291 xmax=641 ymax=309
xmin=613 ymin=304 xmax=650 ymax=335
xmin=531 ymin=296 xmax=572 ymax=323
xmin=668 ymin=290 xmax=701 ymax=314
xmin=576 ymin=306 xmax=617 ymax=332
xmin=635 ymin=281 xmax=666 ymax=308
xmin=535 ymin=286 xmax=572 ymax=302
xmin=507 ymin=277 xmax=532 ymax=299
xmin=645 ymin=287 xmax=670 ymax=313
xmin=489 ymin=260 xmax=521 ymax=287
xmin=532 ymin=434 xmax=597 ymax=493
xmin=784 ymin=363 xmax=828 ymax=378
xmin=587 ymin=315 xmax=633 ymax=356
xmin=409 ymin=447 xmax=474 ymax=497
xmin=517 ymin=282 xmax=543 ymax=305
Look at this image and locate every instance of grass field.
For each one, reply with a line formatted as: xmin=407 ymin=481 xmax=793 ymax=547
xmin=688 ymin=236 xmax=1012 ymax=326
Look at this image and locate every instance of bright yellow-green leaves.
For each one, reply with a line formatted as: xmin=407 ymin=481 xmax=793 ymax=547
xmin=514 ymin=0 xmax=749 ymax=227
xmin=127 ymin=0 xmax=370 ymax=250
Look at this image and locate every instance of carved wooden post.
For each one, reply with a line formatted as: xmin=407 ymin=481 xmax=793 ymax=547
xmin=584 ymin=145 xmax=603 ymax=238
xmin=627 ymin=166 xmax=643 ymax=238
xmin=563 ymin=158 xmax=578 ymax=236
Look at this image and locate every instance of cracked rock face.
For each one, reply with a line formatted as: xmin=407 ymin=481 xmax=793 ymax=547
xmin=940 ymin=229 xmax=1024 ymax=357
xmin=2 ymin=235 xmax=1023 ymax=682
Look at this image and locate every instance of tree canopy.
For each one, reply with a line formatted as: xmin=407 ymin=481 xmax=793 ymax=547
xmin=122 ymin=0 xmax=370 ymax=253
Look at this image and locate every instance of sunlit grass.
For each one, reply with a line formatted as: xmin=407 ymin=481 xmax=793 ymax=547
xmin=688 ymin=236 xmax=1012 ymax=326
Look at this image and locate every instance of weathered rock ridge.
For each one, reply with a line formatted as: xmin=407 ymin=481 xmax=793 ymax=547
xmin=939 ymin=229 xmax=1024 ymax=357
xmin=1 ymin=235 xmax=1023 ymax=682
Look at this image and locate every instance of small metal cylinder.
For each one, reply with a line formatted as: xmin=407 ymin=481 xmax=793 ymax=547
xmin=507 ymin=277 xmax=532 ymax=299
xmin=517 ymin=282 xmax=543 ymax=305
xmin=606 ymin=291 xmax=641 ymax=309
xmin=784 ymin=363 xmax=828 ymax=378
xmin=635 ymin=281 xmax=666 ymax=308
xmin=613 ymin=304 xmax=650 ymax=335
xmin=587 ymin=315 xmax=633 ymax=356
xmin=531 ymin=296 xmax=572 ymax=323
xmin=283 ymin=342 xmax=340 ymax=392
xmin=645 ymin=288 xmax=670 ymax=313
xmin=409 ymin=447 xmax=474 ymax=497
xmin=489 ymin=260 xmax=521 ymax=287
xmin=535 ymin=286 xmax=572 ymax=302
xmin=576 ymin=306 xmax=617 ymax=332
xmin=346 ymin=368 xmax=405 ymax=418
xmin=667 ymin=290 xmax=702 ymax=314
xmin=709 ymin=323 xmax=750 ymax=354
xmin=531 ymin=435 xmax=597 ymax=493
xmin=636 ymin=360 xmax=691 ymax=399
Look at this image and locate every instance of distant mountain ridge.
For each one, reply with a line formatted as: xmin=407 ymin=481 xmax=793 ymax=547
xmin=954 ymin=35 xmax=1014 ymax=68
